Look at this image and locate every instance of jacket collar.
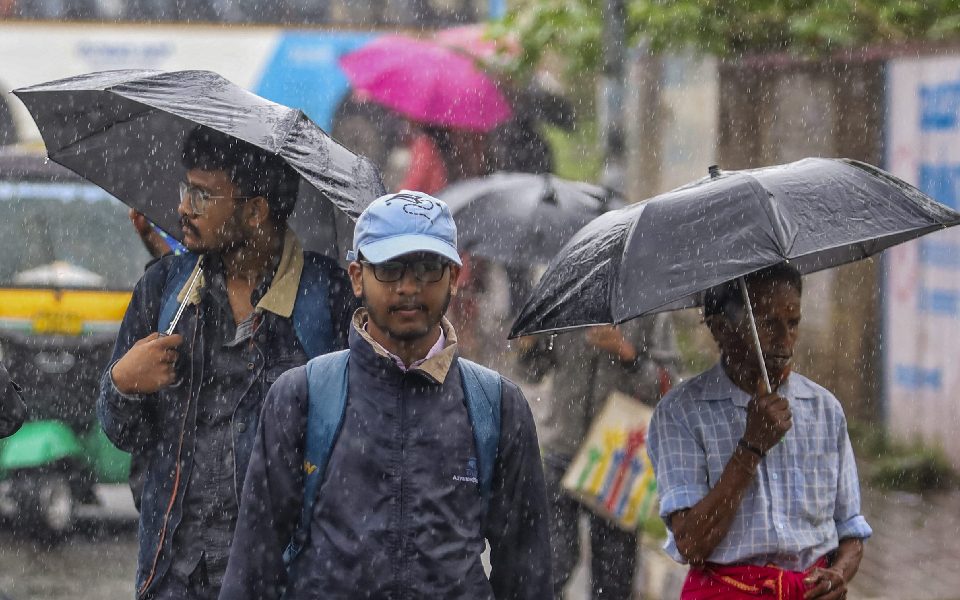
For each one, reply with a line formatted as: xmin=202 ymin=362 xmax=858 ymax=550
xmin=176 ymin=229 xmax=304 ymax=318
xmin=350 ymin=308 xmax=459 ymax=384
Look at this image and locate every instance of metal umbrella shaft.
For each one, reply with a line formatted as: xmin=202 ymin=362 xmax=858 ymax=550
xmin=160 ymin=258 xmax=203 ymax=338
xmin=738 ymin=276 xmax=773 ymax=396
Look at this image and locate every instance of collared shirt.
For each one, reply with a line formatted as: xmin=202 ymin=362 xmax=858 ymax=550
xmin=363 ymin=321 xmax=447 ymax=372
xmin=647 ymin=362 xmax=872 ymax=571
xmin=170 ymin=231 xmax=322 ymax=586
xmin=176 ymin=228 xmax=305 ymax=317
xmin=169 ymin=257 xmax=254 ymax=584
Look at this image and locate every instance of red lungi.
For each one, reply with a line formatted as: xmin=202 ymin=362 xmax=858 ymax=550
xmin=681 ymin=557 xmax=828 ymax=599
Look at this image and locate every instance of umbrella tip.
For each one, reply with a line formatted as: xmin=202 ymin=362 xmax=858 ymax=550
xmin=708 ymin=165 xmax=721 ymax=179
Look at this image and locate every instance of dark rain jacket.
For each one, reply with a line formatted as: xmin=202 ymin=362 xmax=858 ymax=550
xmin=97 ymin=232 xmax=354 ymax=599
xmin=0 ymin=363 xmax=26 ymax=438
xmin=220 ymin=311 xmax=553 ymax=600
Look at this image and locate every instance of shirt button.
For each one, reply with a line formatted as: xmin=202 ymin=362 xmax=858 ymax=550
xmin=236 ymin=422 xmax=247 ymax=433
xmin=771 ymin=472 xmax=778 ymax=480
xmin=777 ymin=522 xmax=784 ymax=529
xmin=246 ymin=362 xmax=255 ymax=370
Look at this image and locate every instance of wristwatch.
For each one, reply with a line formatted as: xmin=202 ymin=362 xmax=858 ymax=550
xmin=738 ymin=438 xmax=766 ymax=458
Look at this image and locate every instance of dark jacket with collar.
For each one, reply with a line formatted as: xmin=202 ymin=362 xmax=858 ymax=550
xmin=0 ymin=363 xmax=26 ymax=439
xmin=97 ymin=232 xmax=354 ymax=599
xmin=220 ymin=311 xmax=554 ymax=600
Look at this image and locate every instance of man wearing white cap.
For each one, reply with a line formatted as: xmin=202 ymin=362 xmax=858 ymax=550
xmin=221 ymin=191 xmax=553 ymax=599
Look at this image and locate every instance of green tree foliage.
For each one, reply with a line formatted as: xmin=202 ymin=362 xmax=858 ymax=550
xmin=495 ymin=0 xmax=960 ymax=76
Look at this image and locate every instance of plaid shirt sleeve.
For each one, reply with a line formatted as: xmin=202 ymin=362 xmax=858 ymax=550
xmin=834 ymin=417 xmax=873 ymax=540
xmin=648 ymin=392 xmax=711 ymax=522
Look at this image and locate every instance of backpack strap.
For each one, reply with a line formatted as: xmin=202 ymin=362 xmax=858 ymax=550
xmin=157 ymin=253 xmax=201 ymax=334
xmin=458 ymin=358 xmax=502 ymax=515
xmin=290 ymin=256 xmax=335 ymax=359
xmin=283 ymin=349 xmax=350 ymax=567
xmin=283 ymin=353 xmax=502 ymax=569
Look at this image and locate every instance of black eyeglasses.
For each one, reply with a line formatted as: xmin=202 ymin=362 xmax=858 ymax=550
xmin=361 ymin=259 xmax=449 ymax=283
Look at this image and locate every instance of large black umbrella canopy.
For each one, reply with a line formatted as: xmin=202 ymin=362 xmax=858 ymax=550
xmin=13 ymin=69 xmax=386 ymax=261
xmin=438 ymin=172 xmax=613 ymax=265
xmin=511 ymin=158 xmax=960 ymax=338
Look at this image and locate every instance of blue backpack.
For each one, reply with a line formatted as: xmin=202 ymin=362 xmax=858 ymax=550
xmin=156 ymin=253 xmax=337 ymax=358
xmin=282 ymin=349 xmax=502 ymax=566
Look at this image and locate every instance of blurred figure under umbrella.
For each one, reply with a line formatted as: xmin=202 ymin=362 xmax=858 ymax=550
xmin=519 ymin=318 xmax=678 ymax=599
xmin=398 ymin=123 xmax=491 ymax=195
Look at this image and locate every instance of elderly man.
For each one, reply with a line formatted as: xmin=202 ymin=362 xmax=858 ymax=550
xmin=648 ymin=263 xmax=871 ymax=600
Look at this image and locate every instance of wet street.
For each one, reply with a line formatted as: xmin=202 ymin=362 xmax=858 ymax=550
xmin=0 ymin=471 xmax=958 ymax=599
xmin=0 ymin=486 xmax=138 ymax=600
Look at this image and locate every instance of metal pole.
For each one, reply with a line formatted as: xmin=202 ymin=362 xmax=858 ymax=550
xmin=738 ymin=276 xmax=772 ymax=394
xmin=600 ymin=0 xmax=626 ymax=193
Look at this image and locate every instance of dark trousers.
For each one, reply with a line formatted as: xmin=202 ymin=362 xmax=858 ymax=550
xmin=145 ymin=560 xmax=218 ymax=600
xmin=546 ymin=464 xmax=638 ymax=599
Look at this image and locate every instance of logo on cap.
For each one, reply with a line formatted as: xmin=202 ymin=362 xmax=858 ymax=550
xmin=386 ymin=192 xmax=437 ymax=219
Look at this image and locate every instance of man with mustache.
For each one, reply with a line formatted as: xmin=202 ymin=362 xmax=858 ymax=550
xmin=647 ymin=263 xmax=871 ymax=600
xmin=97 ymin=127 xmax=355 ymax=600
xmin=220 ymin=192 xmax=553 ymax=599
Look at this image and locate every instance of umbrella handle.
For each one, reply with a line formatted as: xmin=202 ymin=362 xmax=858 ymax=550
xmin=159 ymin=257 xmax=204 ymax=338
xmin=737 ymin=276 xmax=772 ymax=395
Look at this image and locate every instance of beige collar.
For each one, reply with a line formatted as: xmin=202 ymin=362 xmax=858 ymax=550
xmin=352 ymin=308 xmax=459 ymax=384
xmin=176 ymin=229 xmax=304 ymax=318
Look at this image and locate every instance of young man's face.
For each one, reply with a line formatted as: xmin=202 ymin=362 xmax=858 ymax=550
xmin=177 ymin=168 xmax=251 ymax=254
xmin=709 ymin=279 xmax=802 ymax=389
xmin=349 ymin=252 xmax=461 ymax=342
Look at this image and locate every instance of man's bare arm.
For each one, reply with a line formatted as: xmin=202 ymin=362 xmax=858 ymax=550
xmin=803 ymin=537 xmax=863 ymax=599
xmin=669 ymin=444 xmax=761 ymax=564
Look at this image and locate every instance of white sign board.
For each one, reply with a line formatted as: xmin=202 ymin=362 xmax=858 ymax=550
xmin=885 ymin=56 xmax=960 ymax=462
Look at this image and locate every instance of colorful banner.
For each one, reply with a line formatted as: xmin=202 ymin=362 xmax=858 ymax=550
xmin=562 ymin=392 xmax=658 ymax=531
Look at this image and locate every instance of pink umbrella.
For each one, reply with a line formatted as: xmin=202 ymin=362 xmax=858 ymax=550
xmin=339 ymin=35 xmax=512 ymax=133
xmin=434 ymin=24 xmax=520 ymax=65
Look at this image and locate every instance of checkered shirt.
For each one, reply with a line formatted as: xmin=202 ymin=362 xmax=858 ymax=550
xmin=647 ymin=363 xmax=872 ymax=571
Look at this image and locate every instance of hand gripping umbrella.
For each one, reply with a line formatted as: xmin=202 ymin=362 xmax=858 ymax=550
xmin=509 ymin=158 xmax=960 ymax=393
xmin=13 ymin=69 xmax=386 ymax=263
xmin=438 ymin=172 xmax=615 ymax=265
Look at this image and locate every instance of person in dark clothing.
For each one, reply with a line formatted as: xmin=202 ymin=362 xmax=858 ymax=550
xmin=97 ymin=127 xmax=355 ymax=600
xmin=221 ymin=191 xmax=553 ymax=600
xmin=0 ymin=362 xmax=26 ymax=438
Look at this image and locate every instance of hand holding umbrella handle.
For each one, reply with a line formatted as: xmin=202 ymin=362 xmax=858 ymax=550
xmin=156 ymin=258 xmax=203 ymax=389
xmin=739 ymin=276 xmax=791 ymax=445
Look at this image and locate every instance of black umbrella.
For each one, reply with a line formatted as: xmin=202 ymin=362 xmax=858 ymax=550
xmin=13 ymin=69 xmax=386 ymax=261
xmin=438 ymin=172 xmax=613 ymax=265
xmin=509 ymin=158 xmax=960 ymax=390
